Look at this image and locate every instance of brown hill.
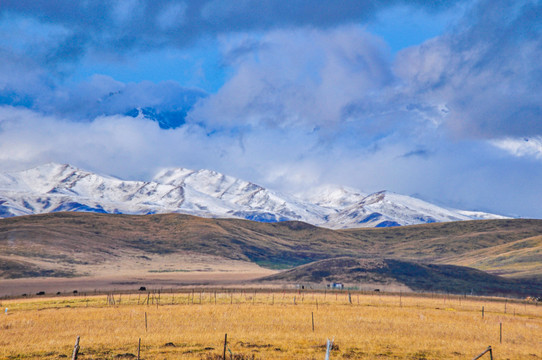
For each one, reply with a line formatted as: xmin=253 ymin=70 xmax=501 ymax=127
xmin=259 ymin=257 xmax=542 ymax=297
xmin=0 ymin=212 xmax=541 ymax=284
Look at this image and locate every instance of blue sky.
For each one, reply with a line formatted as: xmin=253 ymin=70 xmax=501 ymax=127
xmin=0 ymin=0 xmax=541 ymax=218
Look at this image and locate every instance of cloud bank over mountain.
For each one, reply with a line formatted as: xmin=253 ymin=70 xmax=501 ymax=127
xmin=0 ymin=0 xmax=541 ymax=218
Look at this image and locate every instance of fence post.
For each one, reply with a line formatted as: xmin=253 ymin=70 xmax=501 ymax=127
xmin=312 ymin=312 xmax=314 ymax=332
xmin=223 ymin=333 xmax=228 ymax=360
xmin=325 ymin=338 xmax=333 ymax=360
xmin=500 ymin=322 xmax=502 ymax=344
xmin=137 ymin=338 xmax=141 ymax=360
xmin=71 ymin=336 xmax=80 ymax=360
xmin=472 ymin=345 xmax=492 ymax=360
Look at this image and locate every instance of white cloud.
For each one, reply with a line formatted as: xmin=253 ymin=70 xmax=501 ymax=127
xmin=189 ymin=26 xmax=395 ymax=132
xmin=491 ymin=137 xmax=542 ymax=160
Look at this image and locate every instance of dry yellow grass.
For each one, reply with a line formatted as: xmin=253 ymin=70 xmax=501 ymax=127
xmin=1 ymin=291 xmax=541 ymax=359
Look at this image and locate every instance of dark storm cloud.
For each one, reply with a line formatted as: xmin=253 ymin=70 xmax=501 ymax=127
xmin=0 ymin=0 xmax=459 ymax=116
xmin=35 ymin=75 xmax=207 ymax=122
xmin=396 ymin=0 xmax=542 ymax=139
xmin=0 ymin=0 xmax=464 ymax=54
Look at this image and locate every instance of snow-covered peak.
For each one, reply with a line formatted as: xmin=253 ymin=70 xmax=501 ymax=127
xmin=297 ymin=184 xmax=367 ymax=209
xmin=153 ymin=167 xmax=196 ymax=187
xmin=154 ymin=167 xmax=264 ymax=200
xmin=0 ymin=164 xmax=510 ymax=228
xmin=0 ymin=163 xmax=80 ymax=193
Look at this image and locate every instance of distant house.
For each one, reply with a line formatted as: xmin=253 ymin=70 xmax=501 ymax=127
xmin=327 ymin=283 xmax=344 ymax=289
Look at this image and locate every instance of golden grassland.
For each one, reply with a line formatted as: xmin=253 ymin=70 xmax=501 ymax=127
xmin=0 ymin=290 xmax=541 ymax=359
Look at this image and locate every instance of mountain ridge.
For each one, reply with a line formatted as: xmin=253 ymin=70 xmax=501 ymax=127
xmin=0 ymin=163 xmax=507 ymax=228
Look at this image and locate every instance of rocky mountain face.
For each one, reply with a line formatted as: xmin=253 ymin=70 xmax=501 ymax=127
xmin=0 ymin=163 xmax=507 ymax=228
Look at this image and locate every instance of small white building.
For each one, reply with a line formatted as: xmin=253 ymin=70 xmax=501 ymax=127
xmin=327 ymin=282 xmax=343 ymax=289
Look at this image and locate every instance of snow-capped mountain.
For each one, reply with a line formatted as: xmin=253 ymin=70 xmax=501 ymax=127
xmin=0 ymin=163 xmax=508 ymax=228
xmin=325 ymin=191 xmax=485 ymax=228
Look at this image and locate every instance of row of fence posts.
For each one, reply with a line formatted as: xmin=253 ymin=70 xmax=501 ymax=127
xmin=88 ymin=288 xmax=533 ymax=311
xmin=67 ymin=330 xmax=496 ymax=360
xmin=68 ymin=316 xmax=501 ymax=360
xmin=68 ymin=289 xmax=517 ymax=359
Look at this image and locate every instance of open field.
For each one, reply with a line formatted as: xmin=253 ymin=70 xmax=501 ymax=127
xmin=1 ymin=290 xmax=541 ymax=359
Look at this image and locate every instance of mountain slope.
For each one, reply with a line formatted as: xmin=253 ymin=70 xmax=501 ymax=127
xmin=0 ymin=213 xmax=540 ymax=280
xmin=0 ymin=163 xmax=506 ymax=228
xmin=260 ymin=257 xmax=542 ymax=297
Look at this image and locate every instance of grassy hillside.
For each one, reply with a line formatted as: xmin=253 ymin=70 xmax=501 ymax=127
xmin=1 ymin=212 xmax=541 ymax=280
xmin=260 ymin=257 xmax=542 ymax=297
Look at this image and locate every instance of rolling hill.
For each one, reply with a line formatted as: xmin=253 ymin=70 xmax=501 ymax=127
xmin=260 ymin=257 xmax=542 ymax=297
xmin=1 ymin=213 xmax=541 ymax=293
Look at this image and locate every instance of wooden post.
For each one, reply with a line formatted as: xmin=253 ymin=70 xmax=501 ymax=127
xmin=472 ymin=346 xmax=492 ymax=360
xmin=504 ymin=300 xmax=507 ymax=314
xmin=145 ymin=312 xmax=148 ymax=332
xmin=272 ymin=294 xmax=274 ymax=305
xmin=71 ymin=336 xmax=80 ymax=360
xmin=215 ymin=291 xmax=217 ymax=305
xmin=137 ymin=338 xmax=141 ymax=360
xmin=311 ymin=312 xmax=314 ymax=332
xmin=223 ymin=333 xmax=228 ymax=360
xmin=500 ymin=322 xmax=502 ymax=344
xmin=316 ymin=298 xmax=318 ymax=310
xmin=482 ymin=306 xmax=484 ymax=319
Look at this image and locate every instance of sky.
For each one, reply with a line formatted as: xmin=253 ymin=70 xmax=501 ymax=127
xmin=0 ymin=0 xmax=541 ymax=218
